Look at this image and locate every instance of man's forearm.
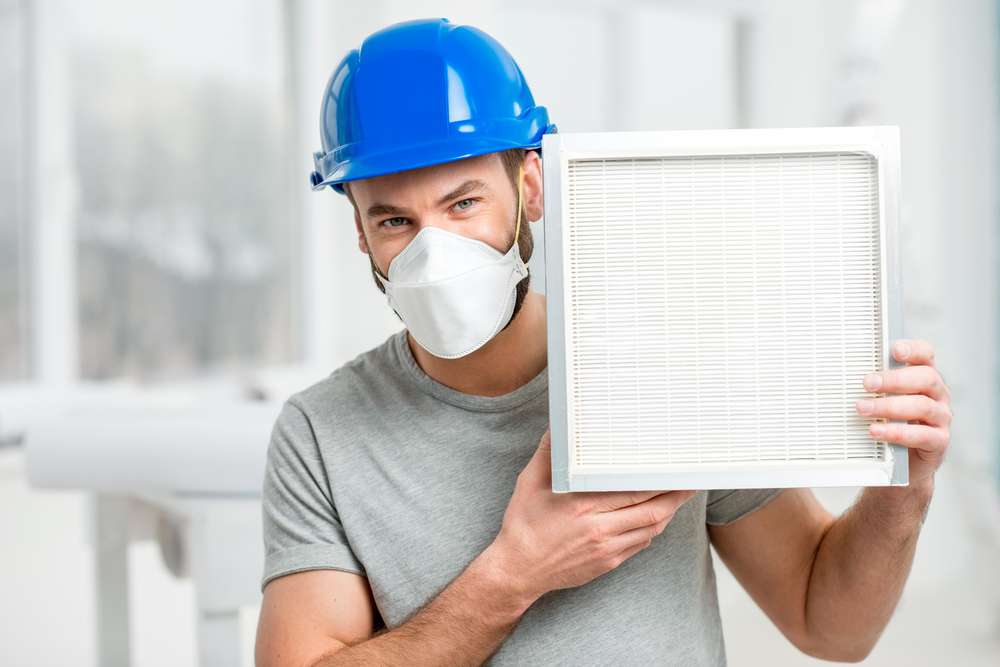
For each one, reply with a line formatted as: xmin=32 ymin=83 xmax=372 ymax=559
xmin=314 ymin=545 xmax=535 ymax=667
xmin=802 ymin=477 xmax=934 ymax=661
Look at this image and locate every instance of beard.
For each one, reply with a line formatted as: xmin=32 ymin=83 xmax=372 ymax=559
xmin=499 ymin=209 xmax=534 ymax=333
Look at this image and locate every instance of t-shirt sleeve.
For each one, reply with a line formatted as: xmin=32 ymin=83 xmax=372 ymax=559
xmin=260 ymin=399 xmax=365 ymax=593
xmin=705 ymin=487 xmax=785 ymax=526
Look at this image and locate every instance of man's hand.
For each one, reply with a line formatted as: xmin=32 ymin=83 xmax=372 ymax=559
xmin=486 ymin=428 xmax=697 ymax=607
xmin=855 ymin=338 xmax=952 ymax=489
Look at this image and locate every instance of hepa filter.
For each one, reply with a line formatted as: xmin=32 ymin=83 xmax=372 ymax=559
xmin=542 ymin=126 xmax=906 ymax=492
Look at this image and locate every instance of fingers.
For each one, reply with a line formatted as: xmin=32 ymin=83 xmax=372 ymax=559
xmin=891 ymin=339 xmax=936 ymax=367
xmin=863 ymin=365 xmax=949 ymax=402
xmin=855 ymin=394 xmax=953 ymax=427
xmin=601 ymin=492 xmax=699 ymax=556
xmin=869 ymin=421 xmax=949 ymax=453
xmin=619 ymin=537 xmax=653 ymax=561
xmin=583 ymin=489 xmax=677 ymax=512
xmin=604 ymin=519 xmax=667 ymax=562
xmin=596 ymin=490 xmax=698 ymax=535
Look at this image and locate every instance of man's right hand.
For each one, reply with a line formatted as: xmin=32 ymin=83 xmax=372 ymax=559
xmin=488 ymin=427 xmax=698 ymax=606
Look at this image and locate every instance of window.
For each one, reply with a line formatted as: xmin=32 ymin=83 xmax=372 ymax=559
xmin=70 ymin=0 xmax=297 ymax=381
xmin=0 ymin=1 xmax=29 ymax=382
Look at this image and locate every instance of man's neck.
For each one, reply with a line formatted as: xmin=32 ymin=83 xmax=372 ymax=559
xmin=406 ymin=290 xmax=548 ymax=397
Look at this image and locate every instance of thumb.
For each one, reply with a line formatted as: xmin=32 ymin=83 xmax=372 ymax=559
xmin=525 ymin=428 xmax=551 ymax=470
xmin=524 ymin=428 xmax=553 ymax=482
xmin=537 ymin=428 xmax=551 ymax=453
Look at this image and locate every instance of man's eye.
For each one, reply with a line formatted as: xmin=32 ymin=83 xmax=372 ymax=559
xmin=454 ymin=198 xmax=477 ymax=211
xmin=380 ymin=217 xmax=409 ymax=228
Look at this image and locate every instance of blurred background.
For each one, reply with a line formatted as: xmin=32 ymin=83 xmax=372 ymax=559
xmin=1 ymin=0 xmax=998 ymax=665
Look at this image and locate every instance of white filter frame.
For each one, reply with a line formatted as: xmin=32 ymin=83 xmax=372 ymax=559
xmin=542 ymin=126 xmax=907 ymax=492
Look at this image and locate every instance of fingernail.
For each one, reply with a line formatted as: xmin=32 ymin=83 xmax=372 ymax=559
xmin=864 ymin=373 xmax=882 ymax=391
xmin=893 ymin=341 xmax=911 ymax=360
xmin=856 ymin=399 xmax=874 ymax=415
xmin=870 ymin=423 xmax=886 ymax=436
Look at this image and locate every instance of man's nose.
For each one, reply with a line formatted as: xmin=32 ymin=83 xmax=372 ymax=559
xmin=411 ymin=216 xmax=467 ymax=237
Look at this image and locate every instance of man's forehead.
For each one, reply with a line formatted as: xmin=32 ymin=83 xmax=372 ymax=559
xmin=350 ymin=153 xmax=504 ymax=210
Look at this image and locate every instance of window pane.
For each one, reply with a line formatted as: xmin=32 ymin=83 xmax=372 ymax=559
xmin=0 ymin=1 xmax=29 ymax=382
xmin=71 ymin=0 xmax=297 ymax=381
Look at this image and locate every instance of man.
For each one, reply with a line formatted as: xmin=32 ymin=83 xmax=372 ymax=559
xmin=255 ymin=18 xmax=952 ymax=667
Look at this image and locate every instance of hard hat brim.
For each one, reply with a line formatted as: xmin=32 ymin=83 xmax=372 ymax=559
xmin=312 ymin=125 xmax=556 ymax=194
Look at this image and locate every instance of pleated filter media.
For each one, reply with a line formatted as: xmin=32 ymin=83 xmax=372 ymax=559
xmin=542 ymin=127 xmax=907 ymax=491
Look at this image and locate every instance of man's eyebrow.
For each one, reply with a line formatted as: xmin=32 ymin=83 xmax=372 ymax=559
xmin=436 ymin=179 xmax=489 ymax=206
xmin=365 ymin=179 xmax=490 ymax=218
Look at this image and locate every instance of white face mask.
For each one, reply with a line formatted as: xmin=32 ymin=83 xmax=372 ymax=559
xmin=371 ymin=164 xmax=529 ymax=359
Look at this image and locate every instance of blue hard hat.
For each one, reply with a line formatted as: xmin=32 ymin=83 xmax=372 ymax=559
xmin=309 ymin=17 xmax=557 ymax=194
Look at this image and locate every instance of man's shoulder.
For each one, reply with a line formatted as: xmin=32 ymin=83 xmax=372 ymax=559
xmin=288 ymin=329 xmax=406 ymax=419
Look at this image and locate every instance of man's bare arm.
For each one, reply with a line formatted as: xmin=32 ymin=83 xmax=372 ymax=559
xmin=313 ymin=545 xmax=532 ymax=666
xmin=710 ymin=481 xmax=933 ymax=662
xmin=256 ymin=569 xmax=381 ymax=666
xmin=256 ymin=545 xmax=531 ymax=667
xmin=801 ymin=480 xmax=932 ymax=659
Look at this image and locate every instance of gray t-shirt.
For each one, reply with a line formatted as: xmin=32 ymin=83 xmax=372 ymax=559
xmin=260 ymin=328 xmax=783 ymax=665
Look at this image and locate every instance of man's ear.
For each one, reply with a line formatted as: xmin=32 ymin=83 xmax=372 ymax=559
xmin=353 ymin=208 xmax=370 ymax=254
xmin=523 ymin=150 xmax=544 ymax=223
xmin=345 ymin=183 xmax=370 ymax=254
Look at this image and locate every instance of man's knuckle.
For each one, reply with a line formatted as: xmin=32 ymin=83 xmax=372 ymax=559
xmin=594 ymin=540 xmax=614 ymax=559
xmin=930 ymin=399 xmax=950 ymax=424
xmin=924 ymin=367 xmax=943 ymax=393
xmin=942 ymin=404 xmax=954 ymax=425
xmin=572 ymin=498 xmax=594 ymax=517
xmin=585 ymin=523 xmax=605 ymax=544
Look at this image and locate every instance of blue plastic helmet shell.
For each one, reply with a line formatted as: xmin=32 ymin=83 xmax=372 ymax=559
xmin=310 ymin=17 xmax=557 ymax=194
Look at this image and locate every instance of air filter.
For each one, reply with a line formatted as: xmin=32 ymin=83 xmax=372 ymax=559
xmin=542 ymin=126 xmax=906 ymax=491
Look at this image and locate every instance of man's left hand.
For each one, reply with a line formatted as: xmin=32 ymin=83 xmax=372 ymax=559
xmin=855 ymin=338 xmax=952 ymax=489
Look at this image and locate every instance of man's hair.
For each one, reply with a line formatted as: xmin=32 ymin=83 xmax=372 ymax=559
xmin=345 ymin=148 xmax=536 ymax=328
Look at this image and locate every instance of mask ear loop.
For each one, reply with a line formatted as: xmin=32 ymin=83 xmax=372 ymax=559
xmin=511 ymin=161 xmax=525 ymax=254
